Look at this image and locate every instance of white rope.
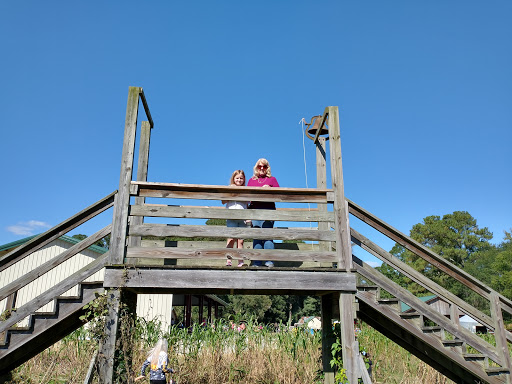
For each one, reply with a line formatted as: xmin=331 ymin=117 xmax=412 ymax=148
xmin=299 ymin=118 xmax=313 ymax=239
xmin=299 ymin=117 xmax=309 ymax=189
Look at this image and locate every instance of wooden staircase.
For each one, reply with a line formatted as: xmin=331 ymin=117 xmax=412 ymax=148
xmin=356 ymin=283 xmax=509 ymax=384
xmin=1 ymin=90 xmax=511 ymax=384
xmin=0 ymin=282 xmax=104 ymax=376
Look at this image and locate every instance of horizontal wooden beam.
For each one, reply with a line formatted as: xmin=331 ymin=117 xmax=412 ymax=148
xmin=129 ymin=223 xmax=336 ymax=241
xmin=130 ymin=205 xmax=334 ymax=222
xmin=104 ymin=267 xmax=356 ymax=294
xmin=131 ymin=181 xmax=332 ymax=203
xmin=126 ymin=247 xmax=337 ymax=262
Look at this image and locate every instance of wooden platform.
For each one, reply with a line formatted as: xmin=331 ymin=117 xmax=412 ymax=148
xmin=103 ymin=265 xmax=356 ymax=295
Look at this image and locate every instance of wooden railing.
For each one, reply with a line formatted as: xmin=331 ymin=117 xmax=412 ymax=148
xmin=347 ymin=198 xmax=512 ymax=370
xmin=0 ymin=191 xmax=116 ymax=332
xmin=126 ymin=181 xmax=337 ymax=265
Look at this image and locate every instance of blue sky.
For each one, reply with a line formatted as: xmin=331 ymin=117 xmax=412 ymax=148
xmin=1 ymin=1 xmax=511 ymax=266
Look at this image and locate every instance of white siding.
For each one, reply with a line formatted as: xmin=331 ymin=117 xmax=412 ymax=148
xmin=0 ymin=240 xmax=104 ymax=326
xmin=137 ymin=294 xmax=173 ymax=331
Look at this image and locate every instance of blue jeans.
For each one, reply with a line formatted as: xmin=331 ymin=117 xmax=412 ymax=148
xmin=251 ymin=220 xmax=274 ymax=266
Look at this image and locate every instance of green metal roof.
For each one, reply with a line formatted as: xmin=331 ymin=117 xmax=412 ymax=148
xmin=0 ymin=234 xmax=108 ymax=254
xmin=400 ymin=294 xmax=437 ymax=312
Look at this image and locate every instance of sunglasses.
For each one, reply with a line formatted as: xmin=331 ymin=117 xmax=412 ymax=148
xmin=257 ymin=165 xmax=268 ymax=169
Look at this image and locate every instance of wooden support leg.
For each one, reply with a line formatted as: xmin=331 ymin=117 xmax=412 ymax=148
xmin=198 ymin=295 xmax=204 ymax=325
xmin=321 ymin=293 xmax=336 ymax=384
xmin=185 ymin=295 xmax=192 ymax=328
xmin=98 ymin=289 xmax=137 ymax=384
xmin=339 ymin=292 xmax=358 ymax=384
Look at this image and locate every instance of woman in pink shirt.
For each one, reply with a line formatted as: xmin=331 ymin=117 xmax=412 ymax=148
xmin=247 ymin=158 xmax=280 ymax=267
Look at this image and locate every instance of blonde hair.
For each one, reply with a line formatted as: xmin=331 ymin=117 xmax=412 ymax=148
xmin=229 ymin=170 xmax=246 ymax=185
xmin=252 ymin=158 xmax=272 ymax=179
xmin=148 ymin=338 xmax=168 ymax=366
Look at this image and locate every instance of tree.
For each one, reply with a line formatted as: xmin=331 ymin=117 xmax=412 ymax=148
xmin=377 ymin=211 xmax=493 ymax=297
xmin=228 ymin=295 xmax=272 ymax=321
xmin=71 ymin=234 xmax=110 ymax=249
xmin=409 ymin=211 xmax=492 ymax=269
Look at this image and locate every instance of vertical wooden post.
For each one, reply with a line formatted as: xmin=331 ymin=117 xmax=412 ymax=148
xmin=5 ymin=291 xmax=17 ymax=312
xmin=491 ymin=292 xmax=512 ymax=380
xmin=321 ymin=293 xmax=336 ymax=384
xmin=316 ymin=137 xmax=329 ymax=252
xmin=214 ymin=302 xmax=219 ymax=319
xmin=198 ymin=295 xmax=204 ymax=325
xmin=100 ymin=87 xmax=142 ymax=384
xmin=128 ymin=120 xmax=152 ymax=248
xmin=110 ymin=86 xmax=140 ymax=264
xmin=98 ymin=289 xmax=138 ymax=384
xmin=185 ymin=295 xmax=192 ymax=328
xmin=327 ymin=106 xmax=358 ymax=384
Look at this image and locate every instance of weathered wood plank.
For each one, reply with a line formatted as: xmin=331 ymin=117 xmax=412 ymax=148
xmin=0 ymin=191 xmax=116 ymax=272
xmin=317 ymin=137 xmax=330 ymax=252
xmin=135 ymin=204 xmax=319 ymax=212
xmin=129 ymin=120 xmax=151 ymax=248
xmin=129 ymin=223 xmax=336 ymax=241
xmin=104 ymin=267 xmax=356 ymax=292
xmin=328 ymin=107 xmax=352 ymax=270
xmin=327 ymin=106 xmax=357 ymax=384
xmin=0 ymin=252 xmax=109 ymax=334
xmin=490 ymin=292 xmax=512 ymax=371
xmin=131 ymin=182 xmax=331 ymax=203
xmin=110 ymin=86 xmax=141 ymax=264
xmin=129 ymin=205 xmax=334 ymax=222
xmin=126 ymin=247 xmax=337 ymax=262
xmin=136 ymin=190 xmax=329 ymax=204
xmin=0 ymin=225 xmax=111 ymax=302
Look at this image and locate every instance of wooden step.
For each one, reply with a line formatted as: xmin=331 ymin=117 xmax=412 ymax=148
xmin=463 ymin=353 xmax=486 ymax=366
xmin=485 ymin=366 xmax=510 ymax=375
xmin=421 ymin=326 xmax=442 ymax=334
xmin=442 ymin=339 xmax=464 ymax=347
xmin=377 ymin=298 xmax=400 ymax=311
xmin=399 ymin=312 xmax=422 ymax=327
xmin=0 ymin=283 xmax=103 ymax=368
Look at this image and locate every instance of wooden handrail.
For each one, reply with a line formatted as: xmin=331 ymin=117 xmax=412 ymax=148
xmin=347 ymin=198 xmax=512 ymax=315
xmin=0 ymin=252 xmax=109 ymax=333
xmin=0 ymin=225 xmax=111 ymax=302
xmin=351 ymin=228 xmax=512 ymax=344
xmin=0 ymin=191 xmax=117 ymax=272
xmin=130 ymin=181 xmax=332 ymax=203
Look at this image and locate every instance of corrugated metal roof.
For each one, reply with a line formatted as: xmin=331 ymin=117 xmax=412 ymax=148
xmin=0 ymin=234 xmax=108 ymax=254
xmin=400 ymin=294 xmax=437 ymax=312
